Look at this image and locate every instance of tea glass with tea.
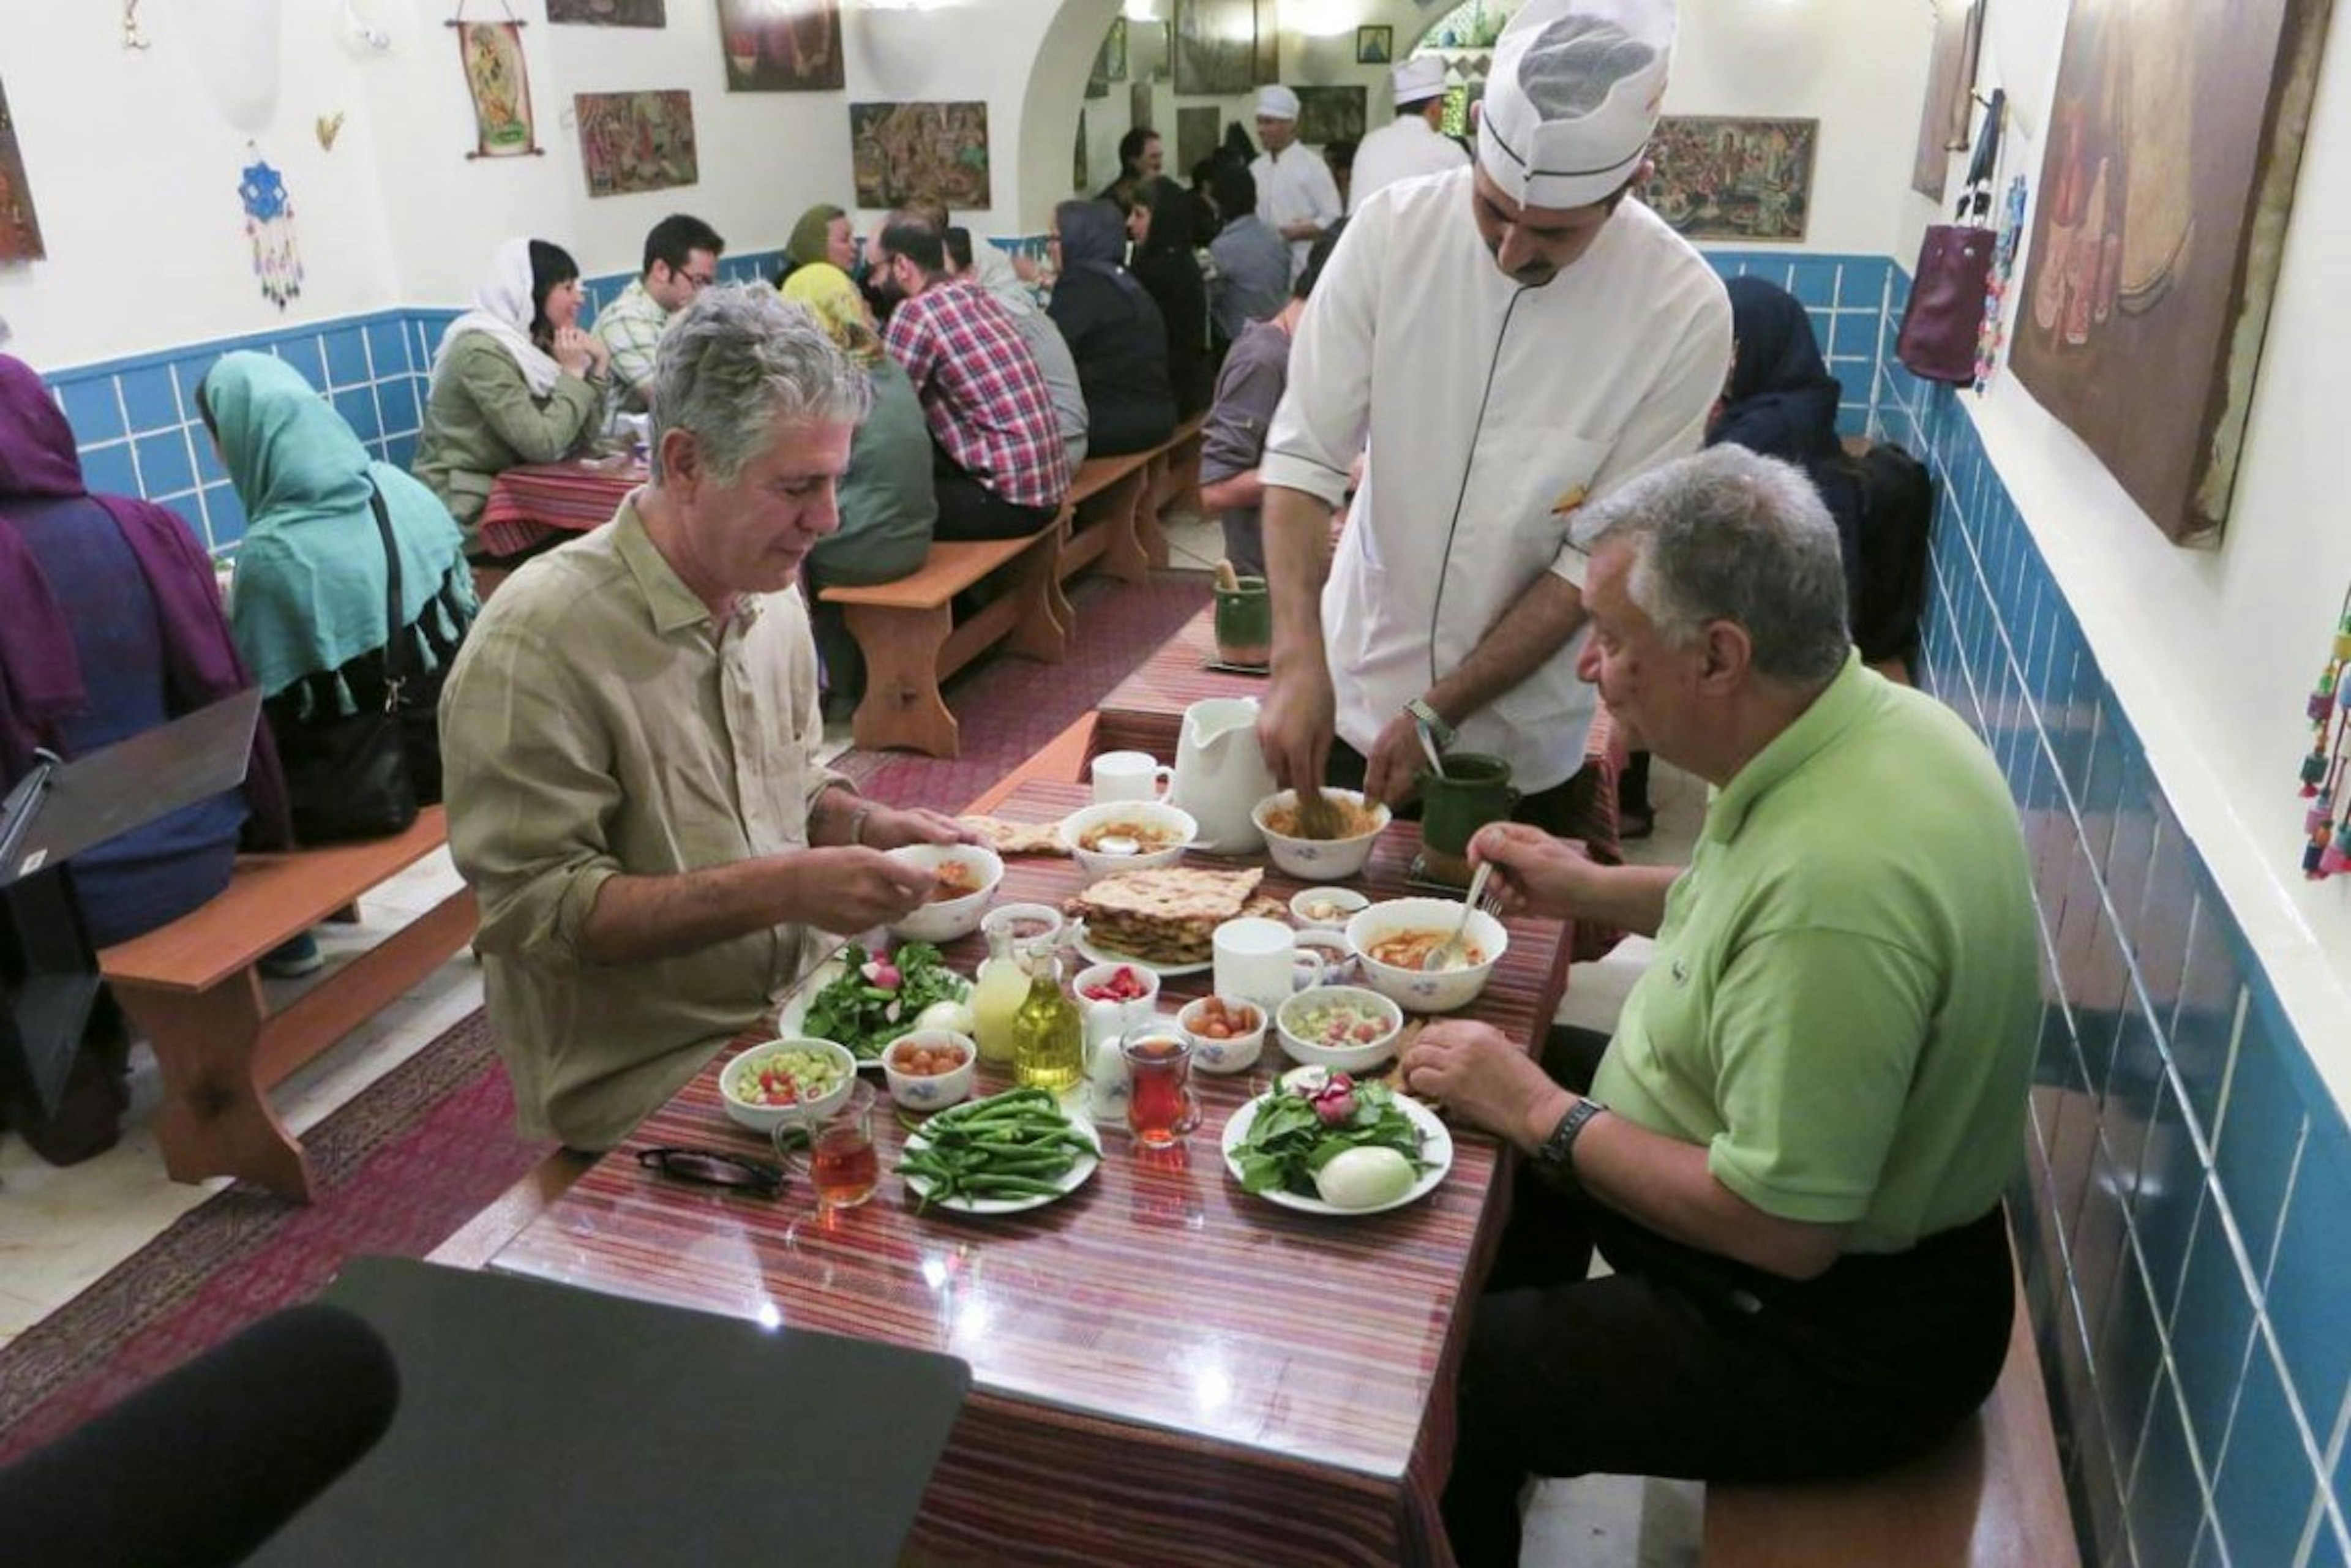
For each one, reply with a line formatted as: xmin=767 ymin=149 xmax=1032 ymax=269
xmin=1120 ymin=1026 xmax=1201 ymax=1149
xmin=776 ymin=1080 xmax=880 ymax=1209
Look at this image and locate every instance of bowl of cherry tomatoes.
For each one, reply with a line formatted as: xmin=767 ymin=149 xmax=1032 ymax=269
xmin=1176 ymin=994 xmax=1267 ymax=1075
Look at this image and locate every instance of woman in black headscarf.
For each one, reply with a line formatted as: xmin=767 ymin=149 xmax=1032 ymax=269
xmin=1708 ymin=275 xmax=1865 ymax=588
xmin=1128 ymin=178 xmax=1213 ymax=419
xmin=1047 ymin=199 xmax=1176 ymax=457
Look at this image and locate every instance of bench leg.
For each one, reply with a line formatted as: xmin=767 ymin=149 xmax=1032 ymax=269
xmin=1137 ymin=456 xmax=1176 ymax=571
xmin=846 ymin=603 xmax=959 ymax=757
xmin=1098 ymin=475 xmax=1152 ymax=583
xmin=1005 ymin=538 xmax=1071 ymax=663
xmin=113 ymin=972 xmax=315 ymax=1203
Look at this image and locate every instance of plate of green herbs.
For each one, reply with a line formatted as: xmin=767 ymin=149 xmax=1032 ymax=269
xmin=1221 ymin=1069 xmax=1448 ymax=1215
xmin=792 ymin=941 xmax=971 ymax=1065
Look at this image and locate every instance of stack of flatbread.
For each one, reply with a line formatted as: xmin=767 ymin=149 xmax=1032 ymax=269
xmin=1063 ymin=866 xmax=1278 ymax=966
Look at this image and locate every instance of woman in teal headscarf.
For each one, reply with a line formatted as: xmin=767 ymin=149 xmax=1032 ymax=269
xmin=198 ymin=351 xmax=476 ymax=816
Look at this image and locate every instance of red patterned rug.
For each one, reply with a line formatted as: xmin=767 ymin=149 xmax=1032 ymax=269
xmin=836 ymin=570 xmax=1211 ymax=809
xmin=0 ymin=1011 xmax=551 ymax=1463
xmin=0 ymin=569 xmax=1208 ymax=1460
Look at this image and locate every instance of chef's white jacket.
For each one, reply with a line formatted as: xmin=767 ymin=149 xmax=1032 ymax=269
xmin=1348 ymin=116 xmax=1469 ymax=215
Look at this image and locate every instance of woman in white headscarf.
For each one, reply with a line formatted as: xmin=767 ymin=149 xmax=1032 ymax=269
xmin=413 ymin=237 xmax=610 ymax=563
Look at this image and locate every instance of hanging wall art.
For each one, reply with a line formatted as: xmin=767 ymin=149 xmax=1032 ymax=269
xmin=576 ymin=89 xmax=699 ymax=197
xmin=1644 ymin=116 xmax=1817 ymax=243
xmin=1911 ymin=0 xmax=1985 ymax=201
xmin=452 ymin=14 xmax=542 ymax=158
xmin=849 ymin=100 xmax=990 ymax=209
xmin=2009 ymin=0 xmax=2333 ymax=546
xmin=1173 ymin=0 xmax=1254 ymax=96
xmin=547 ymin=0 xmax=666 ymax=24
xmin=0 ymin=77 xmax=46 ymax=263
xmin=238 ymin=149 xmax=303 ymax=309
xmin=716 ymin=0 xmax=842 ymax=92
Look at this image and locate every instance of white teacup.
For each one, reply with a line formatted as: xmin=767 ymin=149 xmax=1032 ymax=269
xmin=1091 ymin=749 xmax=1174 ymax=804
xmin=1212 ymin=916 xmax=1335 ymax=1013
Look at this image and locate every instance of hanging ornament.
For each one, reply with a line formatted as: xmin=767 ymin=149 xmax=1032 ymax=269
xmin=237 ymin=148 xmax=304 ymax=311
xmin=2291 ymin=587 xmax=2351 ymax=879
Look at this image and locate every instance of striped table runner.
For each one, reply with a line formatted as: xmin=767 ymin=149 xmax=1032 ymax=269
xmin=489 ymin=779 xmax=1573 ymax=1566
xmin=476 ymin=459 xmax=643 ymax=560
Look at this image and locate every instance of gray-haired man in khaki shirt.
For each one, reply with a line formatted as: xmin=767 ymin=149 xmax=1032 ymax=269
xmin=440 ymin=285 xmax=967 ymax=1150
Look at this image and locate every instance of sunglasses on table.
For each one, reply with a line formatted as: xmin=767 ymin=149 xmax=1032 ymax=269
xmin=636 ymin=1146 xmax=787 ymax=1196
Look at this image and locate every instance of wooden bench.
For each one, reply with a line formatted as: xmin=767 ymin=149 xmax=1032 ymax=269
xmin=1139 ymin=412 xmax=1207 ymax=571
xmin=1059 ymin=449 xmax=1158 ymax=586
xmin=96 ymin=806 xmax=476 ymax=1203
xmin=819 ymin=527 xmax=1070 ymax=758
xmin=1702 ymin=1240 xmax=2079 ymax=1568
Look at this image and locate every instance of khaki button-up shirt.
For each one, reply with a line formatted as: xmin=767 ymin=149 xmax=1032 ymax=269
xmin=440 ymin=499 xmax=844 ymax=1149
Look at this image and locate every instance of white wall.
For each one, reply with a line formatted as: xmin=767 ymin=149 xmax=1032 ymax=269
xmin=0 ymin=2 xmax=402 ymax=370
xmin=1899 ymin=3 xmax=2351 ymax=1091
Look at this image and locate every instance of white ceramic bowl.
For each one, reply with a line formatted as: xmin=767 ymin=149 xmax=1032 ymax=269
xmin=885 ymin=842 xmax=1005 ymax=943
xmin=719 ymin=1037 xmax=860 ymax=1135
xmin=1251 ymin=789 xmax=1391 ymax=882
xmin=1177 ymin=994 xmax=1269 ymax=1075
xmin=1059 ymin=799 xmax=1199 ymax=882
xmin=880 ymin=1029 xmax=978 ymax=1111
xmin=1289 ymin=885 xmax=1371 ymax=931
xmin=1275 ymin=984 xmax=1406 ymax=1073
xmin=1346 ymin=897 xmax=1510 ymax=1014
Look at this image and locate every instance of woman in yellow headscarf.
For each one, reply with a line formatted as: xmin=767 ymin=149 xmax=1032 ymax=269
xmin=781 ymin=262 xmax=937 ymax=717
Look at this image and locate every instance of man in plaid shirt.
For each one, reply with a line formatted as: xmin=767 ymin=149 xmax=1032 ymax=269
xmin=594 ymin=213 xmax=726 ymax=413
xmin=869 ymin=211 xmax=1071 ymax=539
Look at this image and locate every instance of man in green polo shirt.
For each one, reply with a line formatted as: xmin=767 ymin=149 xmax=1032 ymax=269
xmin=1401 ymin=445 xmax=2040 ymax=1566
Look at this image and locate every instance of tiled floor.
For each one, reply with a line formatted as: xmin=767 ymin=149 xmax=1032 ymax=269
xmin=0 ymin=568 xmax=1707 ymax=1564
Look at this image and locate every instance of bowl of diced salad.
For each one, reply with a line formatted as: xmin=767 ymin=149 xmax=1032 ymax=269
xmin=720 ymin=1037 xmax=860 ymax=1133
xmin=1275 ymin=985 xmax=1406 ymax=1073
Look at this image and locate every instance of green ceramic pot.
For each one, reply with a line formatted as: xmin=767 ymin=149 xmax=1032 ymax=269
xmin=1417 ymin=752 xmax=1520 ymax=860
xmin=1213 ymin=577 xmax=1272 ymax=668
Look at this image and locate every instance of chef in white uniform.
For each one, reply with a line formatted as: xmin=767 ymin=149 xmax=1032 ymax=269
xmin=1250 ymin=85 xmax=1345 ymax=282
xmin=1348 ymin=56 xmax=1469 ymax=214
xmin=1254 ymin=0 xmax=1730 ymax=823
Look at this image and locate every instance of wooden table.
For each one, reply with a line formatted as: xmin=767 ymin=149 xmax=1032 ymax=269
xmin=476 ymin=457 xmax=645 ymax=560
xmin=487 ymin=779 xmax=1573 ymax=1567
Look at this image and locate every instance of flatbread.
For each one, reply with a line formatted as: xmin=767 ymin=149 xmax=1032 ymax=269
xmin=959 ymin=816 xmax=1069 ymax=857
xmin=1065 ymin=866 xmax=1267 ymax=964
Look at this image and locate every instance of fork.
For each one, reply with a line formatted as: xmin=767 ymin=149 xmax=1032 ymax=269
xmin=1425 ymin=861 xmax=1494 ymax=971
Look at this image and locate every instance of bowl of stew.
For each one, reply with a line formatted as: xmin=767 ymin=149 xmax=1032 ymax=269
xmin=885 ymin=843 xmax=1005 ymax=943
xmin=1346 ymin=897 xmax=1509 ymax=1013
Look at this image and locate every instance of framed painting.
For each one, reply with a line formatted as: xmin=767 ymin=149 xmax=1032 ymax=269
xmin=850 ymin=100 xmax=992 ymax=210
xmin=1294 ymin=86 xmax=1365 ymax=149
xmin=1173 ymin=0 xmax=1253 ymax=97
xmin=547 ymin=0 xmax=665 ymax=24
xmin=0 ymin=77 xmax=45 ymax=262
xmin=1357 ymin=25 xmax=1392 ymax=65
xmin=1644 ymin=116 xmax=1817 ymax=242
xmin=1253 ymin=0 xmax=1281 ymax=86
xmin=2009 ymin=0 xmax=2331 ymax=544
xmin=1074 ymin=110 xmax=1089 ymax=193
xmin=1911 ymin=0 xmax=1985 ymax=201
xmin=1177 ymin=105 xmax=1220 ymax=176
xmin=716 ymin=0 xmax=842 ymax=92
xmin=456 ymin=21 xmax=541 ymax=159
xmin=574 ymin=89 xmax=698 ymax=197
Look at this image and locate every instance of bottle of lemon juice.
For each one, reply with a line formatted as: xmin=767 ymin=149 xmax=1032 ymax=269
xmin=971 ymin=923 xmax=1027 ymax=1066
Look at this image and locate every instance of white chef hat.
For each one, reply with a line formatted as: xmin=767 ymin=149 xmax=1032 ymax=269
xmin=1390 ymin=56 xmax=1447 ymax=107
xmin=1256 ymin=84 xmax=1301 ymax=121
xmin=1476 ymin=0 xmax=1675 ymax=209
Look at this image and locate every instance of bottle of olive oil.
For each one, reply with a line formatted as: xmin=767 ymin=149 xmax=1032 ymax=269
xmin=1011 ymin=946 xmax=1084 ymax=1092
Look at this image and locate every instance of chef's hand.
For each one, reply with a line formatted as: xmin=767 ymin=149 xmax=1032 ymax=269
xmin=861 ymin=805 xmax=975 ymax=850
xmin=775 ymin=848 xmax=936 ymax=934
xmin=1402 ymin=1019 xmax=1562 ymax=1146
xmin=1360 ymin=710 xmax=1427 ymax=810
xmin=1469 ymin=821 xmax=1597 ymax=921
xmin=1257 ymin=658 xmax=1335 ymax=794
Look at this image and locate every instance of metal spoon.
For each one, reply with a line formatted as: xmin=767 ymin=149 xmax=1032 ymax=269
xmin=1425 ymin=861 xmax=1493 ymax=972
xmin=1412 ymin=715 xmax=1449 ymax=781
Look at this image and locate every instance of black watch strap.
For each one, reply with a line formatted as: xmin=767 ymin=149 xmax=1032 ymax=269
xmin=1536 ymin=1098 xmax=1608 ymax=1171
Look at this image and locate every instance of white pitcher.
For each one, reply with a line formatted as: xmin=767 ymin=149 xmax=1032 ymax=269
xmin=1166 ymin=697 xmax=1277 ymax=855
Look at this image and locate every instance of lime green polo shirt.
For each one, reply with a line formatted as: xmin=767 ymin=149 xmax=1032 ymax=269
xmin=1591 ymin=656 xmax=2040 ymax=1253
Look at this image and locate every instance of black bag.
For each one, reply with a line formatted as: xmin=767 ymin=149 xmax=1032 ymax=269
xmin=276 ymin=486 xmax=433 ymax=844
xmin=1897 ymin=89 xmax=2004 ymax=384
xmin=1846 ymin=441 xmax=1935 ymax=667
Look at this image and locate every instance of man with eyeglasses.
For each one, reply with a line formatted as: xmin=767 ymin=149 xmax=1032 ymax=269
xmin=594 ymin=212 xmax=726 ymax=413
xmin=441 ymin=286 xmax=969 ymax=1152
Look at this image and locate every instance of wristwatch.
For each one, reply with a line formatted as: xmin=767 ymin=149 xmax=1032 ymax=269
xmin=1404 ymin=696 xmax=1457 ymax=750
xmin=1535 ymin=1097 xmax=1608 ymax=1173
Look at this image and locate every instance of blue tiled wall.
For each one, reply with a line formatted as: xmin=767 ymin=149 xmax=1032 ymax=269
xmin=1700 ymin=250 xmax=1892 ymax=439
xmin=1873 ymin=276 xmax=2351 ymax=1567
xmin=37 ymin=248 xmax=786 ymax=555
